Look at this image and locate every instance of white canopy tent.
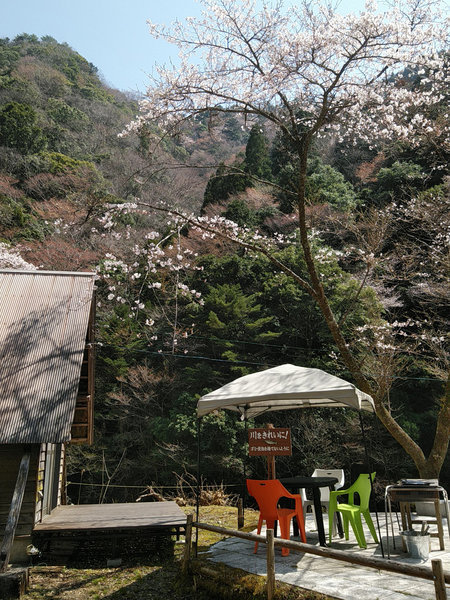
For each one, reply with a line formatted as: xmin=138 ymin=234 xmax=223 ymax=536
xmin=197 ymin=364 xmax=375 ymax=418
xmin=195 ymin=364 xmax=383 ymax=554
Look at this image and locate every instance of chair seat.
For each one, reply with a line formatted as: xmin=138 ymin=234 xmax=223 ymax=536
xmin=247 ymin=479 xmax=306 ymax=557
xmin=328 ymin=473 xmax=378 ymax=549
xmin=277 ymin=507 xmax=296 ymax=516
xmin=337 ymin=503 xmax=361 ymax=514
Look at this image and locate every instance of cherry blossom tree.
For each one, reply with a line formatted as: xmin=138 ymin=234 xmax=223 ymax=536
xmin=122 ymin=0 xmax=449 ymax=476
xmin=0 ymin=242 xmax=37 ymax=270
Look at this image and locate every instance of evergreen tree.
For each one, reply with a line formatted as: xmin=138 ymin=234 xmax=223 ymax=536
xmin=244 ymin=124 xmax=272 ymax=181
xmin=0 ymin=102 xmax=46 ymax=154
xmin=364 ymin=160 xmax=425 ymax=206
xmin=202 ymin=161 xmax=247 ymax=210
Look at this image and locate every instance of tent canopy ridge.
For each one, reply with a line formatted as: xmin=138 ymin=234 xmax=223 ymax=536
xmin=197 ymin=364 xmax=375 ymax=418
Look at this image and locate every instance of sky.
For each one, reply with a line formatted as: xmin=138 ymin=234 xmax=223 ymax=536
xmin=1 ymin=0 xmax=368 ymax=94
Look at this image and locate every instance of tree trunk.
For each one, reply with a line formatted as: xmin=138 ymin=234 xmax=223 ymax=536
xmin=294 ymin=149 xmax=449 ymax=479
xmin=417 ymin=374 xmax=450 ymax=478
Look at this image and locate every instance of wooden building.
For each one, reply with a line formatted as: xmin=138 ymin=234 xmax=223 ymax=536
xmin=0 ymin=270 xmax=96 ymax=567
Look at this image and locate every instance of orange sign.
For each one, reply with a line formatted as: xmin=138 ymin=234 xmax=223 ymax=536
xmin=248 ymin=427 xmax=292 ymax=456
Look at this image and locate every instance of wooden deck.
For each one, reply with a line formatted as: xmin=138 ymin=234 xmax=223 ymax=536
xmin=34 ymin=501 xmax=186 ymax=533
xmin=32 ymin=502 xmax=186 ymax=565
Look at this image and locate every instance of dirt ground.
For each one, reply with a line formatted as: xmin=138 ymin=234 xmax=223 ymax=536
xmin=24 ymin=557 xmax=187 ymax=600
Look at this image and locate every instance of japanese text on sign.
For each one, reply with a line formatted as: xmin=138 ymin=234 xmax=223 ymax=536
xmin=248 ymin=428 xmax=292 ymax=456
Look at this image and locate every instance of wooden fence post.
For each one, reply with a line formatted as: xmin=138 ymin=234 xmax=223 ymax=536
xmin=238 ymin=498 xmax=244 ymax=529
xmin=266 ymin=529 xmax=275 ymax=600
xmin=182 ymin=513 xmax=193 ymax=575
xmin=431 ymin=559 xmax=447 ymax=600
xmin=0 ymin=452 xmax=31 ymax=573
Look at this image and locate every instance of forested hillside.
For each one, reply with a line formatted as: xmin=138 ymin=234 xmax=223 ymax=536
xmin=0 ymin=33 xmax=448 ymax=503
xmin=0 ymin=34 xmax=246 ymax=267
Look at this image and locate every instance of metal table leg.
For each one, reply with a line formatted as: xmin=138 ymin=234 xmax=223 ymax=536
xmin=443 ymin=489 xmax=450 ymax=538
xmin=385 ymin=494 xmax=390 ymax=559
xmin=329 ymin=484 xmax=343 ymax=538
xmin=312 ymin=487 xmax=326 ymax=546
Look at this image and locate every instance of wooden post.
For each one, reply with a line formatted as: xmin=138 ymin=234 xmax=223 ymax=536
xmin=266 ymin=528 xmax=275 ymax=600
xmin=0 ymin=567 xmax=29 ymax=598
xmin=182 ymin=513 xmax=193 ymax=575
xmin=431 ymin=559 xmax=446 ymax=600
xmin=238 ymin=498 xmax=244 ymax=529
xmin=434 ymin=498 xmax=445 ymax=550
xmin=0 ymin=452 xmax=31 ymax=573
xmin=266 ymin=424 xmax=276 ymax=479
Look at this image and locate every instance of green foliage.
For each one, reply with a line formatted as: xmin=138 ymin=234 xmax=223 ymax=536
xmin=12 ymin=33 xmax=39 ymax=45
xmin=244 ymin=125 xmax=272 ymax=181
xmin=223 ymin=198 xmax=275 ymax=228
xmin=0 ymin=193 xmax=54 ymax=241
xmin=306 ymin=157 xmax=358 ymax=211
xmin=377 ymin=160 xmax=424 ymax=189
xmin=0 ymin=195 xmax=28 ymax=228
xmin=275 ymin=155 xmax=357 ymax=213
xmin=15 ymin=152 xmax=53 ymax=179
xmin=80 ymin=82 xmax=114 ymax=102
xmin=202 ymin=126 xmax=273 ymax=212
xmin=366 ymin=160 xmax=425 ymax=205
xmin=187 ymin=246 xmax=381 ymax=382
xmin=222 ymin=198 xmax=255 ymax=226
xmin=205 ymin=282 xmax=277 ymax=341
xmin=0 ymin=101 xmax=46 ymax=154
xmin=222 ymin=114 xmax=247 ymax=142
xmin=0 ymin=74 xmax=42 ymax=107
xmin=0 ymin=44 xmax=20 ymax=75
xmin=202 ymin=162 xmax=248 ymax=209
xmin=38 ymin=150 xmax=95 ymax=174
xmin=47 ymin=98 xmax=88 ymax=129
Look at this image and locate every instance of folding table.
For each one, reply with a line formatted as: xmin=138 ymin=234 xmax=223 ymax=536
xmin=385 ymin=481 xmax=450 ymax=558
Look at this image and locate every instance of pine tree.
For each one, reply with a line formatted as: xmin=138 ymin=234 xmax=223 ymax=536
xmin=244 ymin=125 xmax=271 ymax=181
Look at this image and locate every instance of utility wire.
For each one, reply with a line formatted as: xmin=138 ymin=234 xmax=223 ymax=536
xmin=67 ymin=481 xmax=242 ymax=489
xmin=97 ymin=345 xmax=445 ymax=381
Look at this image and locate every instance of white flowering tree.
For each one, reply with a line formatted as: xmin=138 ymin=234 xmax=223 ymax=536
xmin=0 ymin=242 xmax=37 ymax=270
xmin=96 ymin=216 xmax=205 ymax=358
xmin=123 ymin=0 xmax=449 ymax=476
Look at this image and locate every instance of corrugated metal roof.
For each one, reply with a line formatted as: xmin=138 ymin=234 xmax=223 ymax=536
xmin=0 ymin=270 xmax=96 ymax=444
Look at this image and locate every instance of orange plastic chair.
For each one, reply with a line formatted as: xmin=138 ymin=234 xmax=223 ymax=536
xmin=247 ymin=479 xmax=306 ymax=556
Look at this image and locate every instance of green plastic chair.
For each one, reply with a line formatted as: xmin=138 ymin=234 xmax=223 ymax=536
xmin=328 ymin=472 xmax=378 ymax=548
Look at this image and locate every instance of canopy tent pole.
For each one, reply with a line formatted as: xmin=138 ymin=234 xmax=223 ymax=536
xmin=359 ymin=411 xmax=384 ymax=558
xmin=243 ymin=415 xmax=248 ymax=507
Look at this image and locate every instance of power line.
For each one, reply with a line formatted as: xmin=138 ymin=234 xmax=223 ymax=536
xmin=116 ymin=348 xmax=276 ymax=368
xmin=181 ymin=334 xmax=321 ymax=352
xmin=67 ymin=481 xmax=241 ymax=489
xmin=98 ymin=345 xmax=445 ymax=381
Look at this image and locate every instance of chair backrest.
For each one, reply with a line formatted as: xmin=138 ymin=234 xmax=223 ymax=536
xmin=347 ymin=472 xmax=376 ymax=510
xmin=312 ymin=469 xmax=345 ymax=503
xmin=246 ymin=479 xmax=289 ymax=520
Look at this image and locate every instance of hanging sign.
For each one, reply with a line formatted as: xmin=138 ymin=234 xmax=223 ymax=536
xmin=248 ymin=427 xmax=292 ymax=456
